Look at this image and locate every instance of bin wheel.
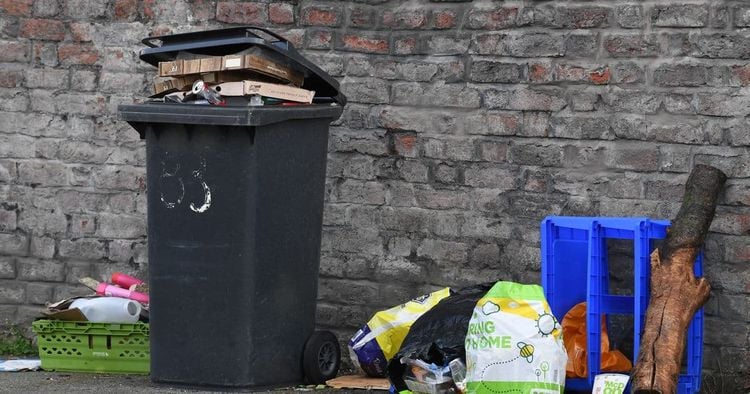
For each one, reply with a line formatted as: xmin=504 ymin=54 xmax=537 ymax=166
xmin=302 ymin=330 xmax=340 ymax=384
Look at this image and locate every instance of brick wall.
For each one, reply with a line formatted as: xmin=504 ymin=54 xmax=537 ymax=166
xmin=0 ymin=0 xmax=748 ymax=389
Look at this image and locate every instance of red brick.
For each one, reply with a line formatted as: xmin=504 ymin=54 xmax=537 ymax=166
xmin=0 ymin=40 xmax=29 ymax=63
xmin=307 ymin=30 xmax=332 ymax=50
xmin=0 ymin=70 xmax=23 ymax=87
xmin=568 ymin=7 xmax=609 ymax=29
xmin=280 ymin=29 xmax=304 ymax=48
xmin=70 ymin=22 xmax=94 ymax=42
xmin=555 ymin=64 xmax=587 ymax=82
xmin=524 ymin=175 xmax=548 ymax=193
xmin=494 ymin=113 xmax=520 ymax=131
xmin=716 ymin=213 xmax=750 ymax=235
xmin=391 ymin=133 xmax=418 ymax=157
xmin=142 ymin=0 xmax=155 ymax=19
xmin=301 ymin=6 xmax=341 ymax=27
xmin=190 ymin=0 xmax=215 ymax=21
xmin=433 ymin=10 xmax=456 ymax=29
xmin=216 ymin=2 xmax=267 ymax=25
xmin=589 ymin=66 xmax=611 ymax=85
xmin=58 ymin=44 xmax=98 ymax=65
xmin=732 ymin=64 xmax=750 ymax=86
xmin=0 ymin=0 xmax=32 ymax=16
xmin=381 ymin=10 xmax=427 ymax=29
xmin=466 ymin=7 xmax=517 ymax=29
xmin=604 ymin=34 xmax=659 ymax=58
xmin=20 ymin=19 xmax=65 ymax=41
xmin=341 ymin=34 xmax=389 ymax=54
xmin=114 ymin=0 xmax=138 ymax=20
xmin=529 ymin=63 xmax=552 ymax=83
xmin=394 ymin=36 xmax=417 ymax=55
xmin=269 ymin=3 xmax=294 ymax=24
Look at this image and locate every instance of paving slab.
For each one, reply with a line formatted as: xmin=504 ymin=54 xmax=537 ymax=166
xmin=0 ymin=371 xmax=376 ymax=393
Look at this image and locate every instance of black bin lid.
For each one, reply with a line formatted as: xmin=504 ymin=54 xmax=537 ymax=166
xmin=139 ymin=26 xmax=346 ymax=106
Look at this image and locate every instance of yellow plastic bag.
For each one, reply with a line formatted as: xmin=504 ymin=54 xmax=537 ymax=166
xmin=562 ymin=302 xmax=632 ymax=378
xmin=349 ymin=288 xmax=452 ymax=377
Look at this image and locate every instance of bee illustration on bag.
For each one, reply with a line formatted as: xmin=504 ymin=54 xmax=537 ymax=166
xmin=517 ymin=342 xmax=535 ymax=363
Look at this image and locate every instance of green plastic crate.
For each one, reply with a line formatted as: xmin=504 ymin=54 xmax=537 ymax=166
xmin=32 ymin=320 xmax=150 ymax=374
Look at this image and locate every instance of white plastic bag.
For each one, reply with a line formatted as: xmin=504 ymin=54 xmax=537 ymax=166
xmin=465 ymin=282 xmax=567 ymax=393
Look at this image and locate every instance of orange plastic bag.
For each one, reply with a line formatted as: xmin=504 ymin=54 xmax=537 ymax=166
xmin=561 ymin=302 xmax=632 ymax=378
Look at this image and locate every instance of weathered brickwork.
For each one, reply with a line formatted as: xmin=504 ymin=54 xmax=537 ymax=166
xmin=0 ymin=1 xmax=747 ymax=388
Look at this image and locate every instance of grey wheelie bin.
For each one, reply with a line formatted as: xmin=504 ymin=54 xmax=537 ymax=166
xmin=117 ymin=27 xmax=345 ymax=388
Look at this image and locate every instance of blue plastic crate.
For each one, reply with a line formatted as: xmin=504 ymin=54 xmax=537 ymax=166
xmin=541 ymin=216 xmax=703 ymax=394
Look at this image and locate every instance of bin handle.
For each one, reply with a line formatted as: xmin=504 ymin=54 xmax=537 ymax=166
xmin=141 ymin=36 xmax=163 ymax=48
xmin=141 ymin=26 xmax=292 ymax=49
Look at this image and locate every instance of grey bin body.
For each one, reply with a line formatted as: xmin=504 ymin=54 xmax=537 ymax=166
xmin=119 ymin=26 xmax=346 ymax=387
xmin=118 ymin=103 xmax=342 ymax=387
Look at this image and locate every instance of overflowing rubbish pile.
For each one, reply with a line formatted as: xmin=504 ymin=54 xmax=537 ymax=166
xmin=42 ymin=272 xmax=149 ymax=324
xmin=29 ymin=272 xmax=150 ymax=375
xmin=344 ymin=281 xmax=633 ymax=394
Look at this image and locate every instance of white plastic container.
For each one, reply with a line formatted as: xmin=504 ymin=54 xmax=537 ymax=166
xmin=593 ymin=373 xmax=630 ymax=394
xmin=69 ymin=297 xmax=142 ymax=323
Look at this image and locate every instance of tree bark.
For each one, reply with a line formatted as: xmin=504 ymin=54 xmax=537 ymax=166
xmin=632 ymin=164 xmax=727 ymax=394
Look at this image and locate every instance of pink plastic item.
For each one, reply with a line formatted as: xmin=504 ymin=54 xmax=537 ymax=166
xmin=96 ymin=283 xmax=149 ymax=304
xmin=111 ymin=272 xmax=143 ymax=288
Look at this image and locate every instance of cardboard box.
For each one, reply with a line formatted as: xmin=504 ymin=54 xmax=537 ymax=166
xmin=157 ymin=53 xmax=304 ymax=86
xmin=182 ymin=59 xmax=202 ymax=75
xmin=152 ymin=71 xmax=261 ymax=96
xmin=245 ymin=54 xmax=304 ymax=86
xmin=222 ymin=55 xmax=245 ymax=70
xmin=158 ymin=60 xmax=183 ymax=77
xmin=243 ymin=80 xmax=314 ymax=103
xmin=214 ymin=80 xmax=315 ymax=103
xmin=153 ymin=76 xmax=190 ymax=95
xmin=199 ymin=57 xmax=222 ymax=73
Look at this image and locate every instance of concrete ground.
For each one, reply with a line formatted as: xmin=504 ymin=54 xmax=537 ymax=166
xmin=0 ymin=371 xmax=377 ymax=393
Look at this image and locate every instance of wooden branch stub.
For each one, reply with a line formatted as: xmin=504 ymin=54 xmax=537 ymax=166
xmin=632 ymin=164 xmax=727 ymax=394
xmin=661 ymin=164 xmax=727 ymax=264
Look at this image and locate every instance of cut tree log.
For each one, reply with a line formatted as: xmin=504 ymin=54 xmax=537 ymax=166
xmin=632 ymin=164 xmax=727 ymax=394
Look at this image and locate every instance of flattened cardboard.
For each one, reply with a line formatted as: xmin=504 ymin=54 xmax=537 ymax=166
xmin=199 ymin=57 xmax=222 ymax=73
xmin=243 ymin=80 xmax=314 ymax=103
xmin=159 ymin=60 xmax=183 ymax=77
xmin=213 ymin=80 xmax=315 ymax=103
xmin=222 ymin=55 xmax=244 ymax=70
xmin=158 ymin=54 xmax=302 ymax=86
xmin=153 ymin=76 xmax=194 ymax=95
xmin=43 ymin=308 xmax=88 ymax=321
xmin=245 ymin=54 xmax=304 ymax=86
xmin=182 ymin=59 xmax=201 ymax=75
xmin=152 ymin=71 xmax=265 ymax=97
xmin=43 ymin=295 xmax=96 ymax=322
xmin=326 ymin=375 xmax=390 ymax=390
xmin=154 ymin=77 xmax=183 ymax=95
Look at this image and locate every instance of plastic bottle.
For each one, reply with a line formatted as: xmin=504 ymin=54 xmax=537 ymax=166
xmin=69 ymin=297 xmax=142 ymax=323
xmin=449 ymin=358 xmax=467 ymax=393
xmin=96 ymin=283 xmax=150 ymax=304
xmin=111 ymin=272 xmax=143 ymax=289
